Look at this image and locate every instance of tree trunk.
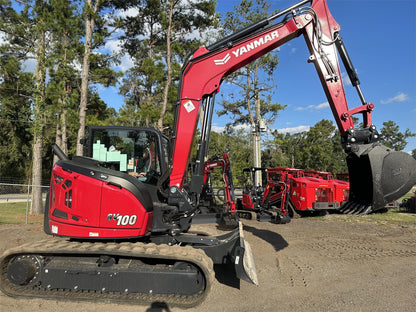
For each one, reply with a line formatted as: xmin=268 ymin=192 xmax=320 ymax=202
xmin=59 ymin=37 xmax=69 ymax=158
xmin=158 ymin=0 xmax=174 ymax=132
xmin=254 ymin=92 xmax=262 ymax=186
xmin=76 ymin=0 xmax=95 ymax=156
xmin=61 ymin=108 xmax=68 ymax=154
xmin=31 ymin=135 xmax=43 ymax=214
xmin=31 ymin=13 xmax=46 ymax=215
xmin=252 ymin=130 xmax=262 ymax=186
xmin=53 ymin=108 xmax=68 ymax=164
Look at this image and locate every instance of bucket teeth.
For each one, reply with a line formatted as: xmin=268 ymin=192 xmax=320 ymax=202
xmin=358 ymin=205 xmax=372 ymax=215
xmin=350 ymin=203 xmax=364 ymax=214
xmin=339 ymin=201 xmax=372 ymax=215
xmin=338 ymin=201 xmax=354 ymax=214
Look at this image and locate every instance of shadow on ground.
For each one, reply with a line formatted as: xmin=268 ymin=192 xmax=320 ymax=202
xmin=243 ymin=224 xmax=288 ymax=251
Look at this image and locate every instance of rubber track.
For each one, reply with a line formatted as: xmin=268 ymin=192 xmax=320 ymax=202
xmin=0 ymin=238 xmax=214 ymax=308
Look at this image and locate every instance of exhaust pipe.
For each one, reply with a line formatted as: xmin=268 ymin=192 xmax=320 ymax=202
xmin=53 ymin=144 xmax=68 ymax=161
xmin=341 ymin=143 xmax=416 ymax=214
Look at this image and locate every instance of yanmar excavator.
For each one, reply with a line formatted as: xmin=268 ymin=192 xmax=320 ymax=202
xmin=2 ymin=0 xmax=416 ymax=308
xmin=239 ymin=167 xmax=292 ymax=223
xmin=200 ymin=153 xmax=237 ymax=215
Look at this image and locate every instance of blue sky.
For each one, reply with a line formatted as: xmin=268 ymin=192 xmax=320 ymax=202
xmin=100 ymin=0 xmax=416 ymax=152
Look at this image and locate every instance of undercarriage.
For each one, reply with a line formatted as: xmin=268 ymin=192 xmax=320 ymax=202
xmin=0 ymin=237 xmax=214 ymax=308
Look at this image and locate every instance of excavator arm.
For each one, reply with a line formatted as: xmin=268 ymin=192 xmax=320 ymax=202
xmin=169 ymin=0 xmax=416 ymax=213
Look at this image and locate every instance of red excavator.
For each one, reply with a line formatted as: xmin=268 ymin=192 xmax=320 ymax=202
xmin=239 ymin=167 xmax=292 ymax=223
xmin=200 ymin=153 xmax=237 ymax=215
xmin=199 ymin=156 xmax=291 ymax=224
xmin=2 ymin=0 xmax=416 ymax=308
xmin=239 ymin=167 xmax=338 ymax=219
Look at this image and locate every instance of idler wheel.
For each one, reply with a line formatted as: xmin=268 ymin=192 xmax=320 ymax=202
xmin=7 ymin=256 xmax=40 ymax=286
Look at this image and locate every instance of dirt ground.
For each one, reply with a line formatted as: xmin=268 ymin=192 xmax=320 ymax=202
xmin=1 ymin=215 xmax=415 ymax=312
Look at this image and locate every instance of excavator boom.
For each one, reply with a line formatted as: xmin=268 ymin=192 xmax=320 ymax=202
xmin=169 ymin=0 xmax=416 ymax=213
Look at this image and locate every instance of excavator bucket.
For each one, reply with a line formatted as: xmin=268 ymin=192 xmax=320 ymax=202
xmin=340 ymin=143 xmax=416 ymax=214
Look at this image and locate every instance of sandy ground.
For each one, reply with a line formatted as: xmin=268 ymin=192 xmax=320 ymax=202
xmin=1 ymin=215 xmax=415 ymax=312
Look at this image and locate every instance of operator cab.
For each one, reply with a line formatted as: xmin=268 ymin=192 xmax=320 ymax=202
xmin=84 ymin=126 xmax=170 ymax=187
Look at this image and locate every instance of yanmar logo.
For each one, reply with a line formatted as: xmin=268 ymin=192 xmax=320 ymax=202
xmin=214 ymin=30 xmax=279 ymax=65
xmin=214 ymin=53 xmax=231 ymax=65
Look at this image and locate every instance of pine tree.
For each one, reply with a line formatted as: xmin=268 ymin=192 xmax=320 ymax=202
xmin=216 ymin=0 xmax=285 ymax=185
xmin=380 ymin=120 xmax=415 ymax=151
xmin=0 ymin=0 xmax=53 ymax=214
xmin=118 ymin=0 xmax=218 ymax=132
xmin=47 ymin=0 xmax=83 ymax=162
xmin=0 ymin=53 xmax=33 ymax=178
xmin=76 ymin=0 xmax=122 ymax=155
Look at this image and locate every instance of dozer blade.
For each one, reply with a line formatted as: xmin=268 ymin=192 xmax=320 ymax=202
xmin=190 ymin=221 xmax=258 ymax=286
xmin=234 ymin=222 xmax=258 ymax=285
xmin=341 ymin=143 xmax=416 ymax=214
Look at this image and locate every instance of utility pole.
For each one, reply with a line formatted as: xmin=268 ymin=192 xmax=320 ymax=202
xmin=252 ymin=115 xmax=267 ymax=186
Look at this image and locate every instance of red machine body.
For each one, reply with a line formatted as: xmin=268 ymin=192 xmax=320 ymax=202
xmin=268 ymin=167 xmax=336 ymax=213
xmin=49 ymin=160 xmax=153 ymax=239
xmin=240 ymin=168 xmax=268 ymax=211
xmin=305 ymin=170 xmax=350 ymax=207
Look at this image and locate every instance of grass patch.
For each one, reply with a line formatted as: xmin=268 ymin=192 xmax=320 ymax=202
xmin=314 ymin=209 xmax=416 ymax=230
xmin=0 ymin=202 xmax=44 ymax=224
xmin=0 ymin=202 xmax=29 ymax=224
xmin=356 ymin=209 xmax=416 ymax=227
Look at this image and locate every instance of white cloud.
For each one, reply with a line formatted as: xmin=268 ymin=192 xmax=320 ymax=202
xmin=211 ymin=125 xmax=225 ymax=132
xmin=211 ymin=124 xmax=251 ymax=133
xmin=294 ymin=101 xmax=329 ymax=111
xmin=22 ymin=58 xmax=37 ymax=73
xmin=0 ymin=32 xmax=7 ymax=45
xmin=381 ymin=92 xmax=409 ymax=104
xmin=341 ymin=72 xmax=351 ymax=86
xmin=274 ymin=125 xmax=310 ymax=134
xmin=102 ymin=39 xmax=134 ymax=72
xmin=315 ymin=102 xmax=330 ymax=109
xmin=211 ymin=123 xmax=311 ymax=136
xmin=118 ymin=55 xmax=135 ymax=72
xmin=104 ymin=38 xmax=122 ymax=54
xmin=117 ymin=7 xmax=140 ymax=18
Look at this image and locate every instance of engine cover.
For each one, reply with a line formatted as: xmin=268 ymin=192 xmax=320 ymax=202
xmin=46 ymin=158 xmax=153 ymax=239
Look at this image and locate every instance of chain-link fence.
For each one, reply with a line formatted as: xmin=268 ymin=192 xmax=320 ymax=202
xmin=0 ymin=177 xmax=49 ymax=224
